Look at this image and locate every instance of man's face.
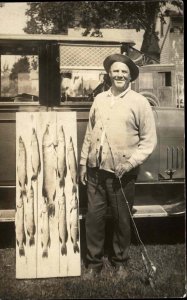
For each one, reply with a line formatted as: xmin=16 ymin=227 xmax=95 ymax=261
xmin=109 ymin=62 xmax=131 ymax=92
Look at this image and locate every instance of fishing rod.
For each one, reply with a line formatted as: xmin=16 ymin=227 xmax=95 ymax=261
xmin=95 ymin=102 xmax=157 ymax=289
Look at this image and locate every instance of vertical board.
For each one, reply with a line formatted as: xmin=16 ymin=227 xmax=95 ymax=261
xmin=16 ymin=112 xmax=80 ymax=279
xmin=16 ymin=113 xmax=38 ymax=279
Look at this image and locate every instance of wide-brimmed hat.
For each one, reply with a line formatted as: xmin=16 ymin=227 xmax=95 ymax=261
xmin=103 ymin=53 xmax=139 ymax=82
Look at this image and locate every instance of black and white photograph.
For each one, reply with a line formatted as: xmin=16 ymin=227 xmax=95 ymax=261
xmin=0 ymin=1 xmax=185 ymax=299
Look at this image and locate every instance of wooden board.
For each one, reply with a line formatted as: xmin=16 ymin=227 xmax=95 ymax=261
xmin=16 ymin=112 xmax=80 ymax=279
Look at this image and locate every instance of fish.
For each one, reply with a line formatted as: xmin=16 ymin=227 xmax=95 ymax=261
xmin=25 ymin=184 xmax=36 ymax=246
xmin=41 ymin=202 xmax=51 ymax=258
xmin=70 ymin=194 xmax=79 ymax=253
xmin=57 ymin=125 xmax=67 ymax=188
xmin=58 ymin=193 xmax=68 ymax=256
xmin=15 ymin=194 xmax=26 ymax=257
xmin=31 ymin=128 xmax=41 ymax=181
xmin=42 ymin=124 xmax=57 ymax=217
xmin=17 ymin=136 xmax=27 ymax=195
xmin=67 ymin=137 xmax=77 ymax=194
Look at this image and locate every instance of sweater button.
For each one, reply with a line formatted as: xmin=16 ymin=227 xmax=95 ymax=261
xmin=97 ymin=138 xmax=100 ymax=141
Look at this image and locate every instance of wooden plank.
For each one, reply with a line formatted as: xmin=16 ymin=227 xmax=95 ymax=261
xmin=15 ymin=112 xmax=81 ymax=278
xmin=57 ymin=112 xmax=81 ymax=277
xmin=36 ymin=112 xmax=60 ymax=278
xmin=16 ymin=112 xmax=37 ymax=279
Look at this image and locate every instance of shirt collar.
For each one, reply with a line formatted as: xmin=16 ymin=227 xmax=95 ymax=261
xmin=106 ymin=85 xmax=131 ymax=98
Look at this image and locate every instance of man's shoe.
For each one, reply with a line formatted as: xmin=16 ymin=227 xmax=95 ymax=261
xmin=84 ymin=268 xmax=101 ymax=280
xmin=115 ymin=265 xmax=128 ymax=279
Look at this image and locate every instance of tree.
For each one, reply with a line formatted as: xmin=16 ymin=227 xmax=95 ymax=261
xmin=24 ymin=1 xmax=183 ymax=58
xmin=9 ymin=56 xmax=30 ymax=81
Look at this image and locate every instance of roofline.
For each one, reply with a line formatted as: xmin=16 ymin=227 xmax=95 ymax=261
xmin=0 ymin=33 xmax=135 ymax=45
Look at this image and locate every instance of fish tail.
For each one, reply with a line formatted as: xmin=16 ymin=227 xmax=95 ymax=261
xmin=61 ymin=244 xmax=67 ymax=256
xmin=48 ymin=204 xmax=55 ymax=217
xmin=19 ymin=246 xmax=25 ymax=257
xmin=29 ymin=235 xmax=35 ymax=246
xmin=72 ymin=184 xmax=77 ymax=194
xmin=73 ymin=243 xmax=79 ymax=254
xmin=42 ymin=249 xmax=48 ymax=258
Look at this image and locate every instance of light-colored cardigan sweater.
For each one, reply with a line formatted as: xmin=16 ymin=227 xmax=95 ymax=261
xmin=80 ymin=88 xmax=157 ymax=174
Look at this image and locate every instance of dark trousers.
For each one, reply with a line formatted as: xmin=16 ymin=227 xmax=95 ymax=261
xmin=86 ymin=167 xmax=136 ymax=269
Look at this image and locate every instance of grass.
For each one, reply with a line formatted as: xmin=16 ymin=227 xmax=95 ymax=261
xmin=0 ymin=218 xmax=186 ymax=299
xmin=0 ymin=244 xmax=186 ymax=299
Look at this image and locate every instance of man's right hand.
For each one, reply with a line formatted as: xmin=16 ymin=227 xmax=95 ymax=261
xmin=79 ymin=165 xmax=87 ymax=185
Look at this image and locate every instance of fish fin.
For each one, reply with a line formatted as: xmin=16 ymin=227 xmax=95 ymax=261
xmin=29 ymin=236 xmax=35 ymax=247
xmin=77 ymin=229 xmax=79 ymax=241
xmin=48 ymin=237 xmax=51 ymax=248
xmin=41 ymin=241 xmax=43 ymax=247
xmin=21 ymin=189 xmax=27 ymax=197
xmin=73 ymin=243 xmax=79 ymax=254
xmin=61 ymin=244 xmax=67 ymax=256
xmin=72 ymin=184 xmax=77 ymax=194
xmin=42 ymin=186 xmax=47 ymax=198
xmin=26 ymin=174 xmax=28 ymax=185
xmin=59 ymin=178 xmax=65 ymax=188
xmin=38 ymin=161 xmax=41 ymax=174
xmin=33 ymin=224 xmax=36 ymax=235
xmin=48 ymin=204 xmax=55 ymax=217
xmin=53 ymin=190 xmax=56 ymax=202
xmin=59 ymin=236 xmax=62 ymax=243
xmin=66 ymin=229 xmax=68 ymax=242
xmin=19 ymin=247 xmax=25 ymax=257
xmin=31 ymin=173 xmax=37 ymax=181
xmin=27 ymin=229 xmax=30 ymax=236
xmin=65 ymin=164 xmax=67 ymax=177
xmin=42 ymin=249 xmax=48 ymax=258
xmin=23 ymin=232 xmax=26 ymax=245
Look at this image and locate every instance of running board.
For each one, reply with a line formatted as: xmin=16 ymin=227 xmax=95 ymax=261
xmin=0 ymin=204 xmax=185 ymax=222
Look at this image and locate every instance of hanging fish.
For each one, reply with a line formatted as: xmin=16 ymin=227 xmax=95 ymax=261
xmin=15 ymin=194 xmax=26 ymax=257
xmin=25 ymin=184 xmax=36 ymax=246
xmin=17 ymin=136 xmax=27 ymax=195
xmin=42 ymin=124 xmax=57 ymax=217
xmin=41 ymin=202 xmax=51 ymax=258
xmin=70 ymin=194 xmax=79 ymax=253
xmin=58 ymin=193 xmax=68 ymax=256
xmin=67 ymin=137 xmax=77 ymax=194
xmin=31 ymin=128 xmax=41 ymax=181
xmin=57 ymin=125 xmax=67 ymax=188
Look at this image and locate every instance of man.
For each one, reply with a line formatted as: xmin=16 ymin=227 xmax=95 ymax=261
xmin=79 ymin=53 xmax=157 ymax=279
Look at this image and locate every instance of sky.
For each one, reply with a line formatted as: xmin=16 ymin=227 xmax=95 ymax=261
xmin=0 ymin=2 xmax=28 ymax=34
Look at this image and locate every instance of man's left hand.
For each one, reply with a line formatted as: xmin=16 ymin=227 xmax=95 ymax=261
xmin=115 ymin=162 xmax=133 ymax=178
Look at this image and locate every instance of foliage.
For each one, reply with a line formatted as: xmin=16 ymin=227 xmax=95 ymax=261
xmin=9 ymin=56 xmax=30 ymax=80
xmin=24 ymin=1 xmax=183 ymax=35
xmin=23 ymin=1 xmax=183 ymax=59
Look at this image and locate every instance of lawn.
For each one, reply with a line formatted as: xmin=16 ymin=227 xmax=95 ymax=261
xmin=0 ymin=218 xmax=186 ymax=299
